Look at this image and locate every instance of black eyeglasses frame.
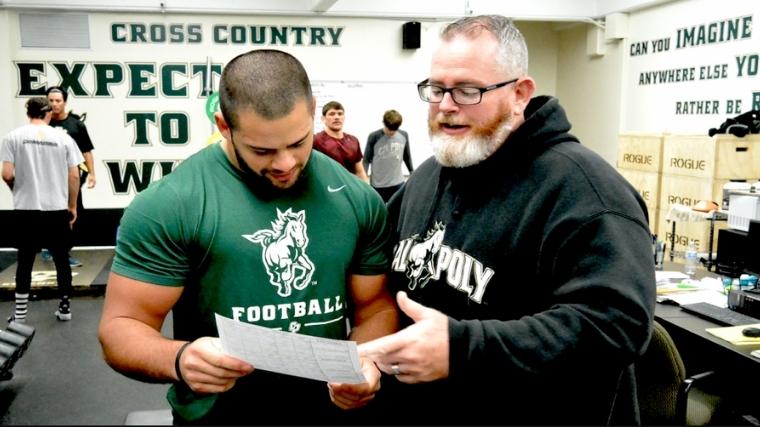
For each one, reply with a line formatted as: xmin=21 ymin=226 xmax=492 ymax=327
xmin=416 ymin=78 xmax=519 ymax=105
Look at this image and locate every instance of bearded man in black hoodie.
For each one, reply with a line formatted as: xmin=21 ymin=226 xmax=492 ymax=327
xmin=359 ymin=14 xmax=656 ymax=425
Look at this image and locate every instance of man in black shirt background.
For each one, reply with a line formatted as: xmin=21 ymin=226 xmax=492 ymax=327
xmin=45 ymin=86 xmax=97 ymax=267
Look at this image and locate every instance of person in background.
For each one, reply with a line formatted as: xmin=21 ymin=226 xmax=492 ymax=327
xmin=44 ymin=85 xmax=96 ymax=268
xmin=313 ymin=101 xmax=369 ymax=182
xmin=97 ymin=49 xmax=398 ymax=425
xmin=1 ymin=97 xmax=83 ymax=323
xmin=359 ymin=15 xmax=656 ymax=425
xmin=363 ymin=109 xmax=414 ymax=202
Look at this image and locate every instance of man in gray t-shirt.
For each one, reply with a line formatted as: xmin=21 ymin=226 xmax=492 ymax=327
xmin=0 ymin=97 xmax=83 ymax=323
xmin=363 ymin=109 xmax=414 ymax=202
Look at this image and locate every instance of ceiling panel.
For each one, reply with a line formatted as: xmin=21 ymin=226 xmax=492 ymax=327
xmin=0 ymin=0 xmax=677 ymax=21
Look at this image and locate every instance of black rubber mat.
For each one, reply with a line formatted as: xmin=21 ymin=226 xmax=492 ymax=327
xmin=0 ymin=249 xmax=113 ymax=300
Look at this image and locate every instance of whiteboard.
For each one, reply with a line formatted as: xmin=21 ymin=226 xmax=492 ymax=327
xmin=311 ymin=80 xmax=432 ymax=170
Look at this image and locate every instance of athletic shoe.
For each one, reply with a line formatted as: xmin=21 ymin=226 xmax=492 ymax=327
xmin=6 ymin=315 xmax=25 ymax=324
xmin=41 ymin=249 xmax=52 ymax=262
xmin=69 ymin=257 xmax=83 ymax=268
xmin=54 ymin=300 xmax=72 ymax=321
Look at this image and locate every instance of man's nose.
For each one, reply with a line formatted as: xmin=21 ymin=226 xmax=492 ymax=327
xmin=272 ymin=151 xmax=296 ymax=171
xmin=438 ymin=92 xmax=459 ymax=113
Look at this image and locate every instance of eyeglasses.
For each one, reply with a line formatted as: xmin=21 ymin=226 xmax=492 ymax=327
xmin=417 ymin=78 xmax=518 ymax=105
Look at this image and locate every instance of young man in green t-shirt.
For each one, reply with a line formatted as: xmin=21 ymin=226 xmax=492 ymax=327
xmin=98 ymin=49 xmax=399 ymax=425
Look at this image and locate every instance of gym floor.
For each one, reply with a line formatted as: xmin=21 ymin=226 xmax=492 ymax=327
xmin=0 ymin=250 xmax=172 ymax=425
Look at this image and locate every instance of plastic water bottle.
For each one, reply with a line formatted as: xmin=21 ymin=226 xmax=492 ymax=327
xmin=684 ymin=240 xmax=698 ymax=276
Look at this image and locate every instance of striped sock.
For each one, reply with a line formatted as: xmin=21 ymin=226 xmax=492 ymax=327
xmin=14 ymin=292 xmax=29 ymax=323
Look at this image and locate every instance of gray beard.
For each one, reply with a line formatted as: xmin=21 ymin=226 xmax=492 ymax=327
xmin=429 ymin=116 xmax=514 ymax=168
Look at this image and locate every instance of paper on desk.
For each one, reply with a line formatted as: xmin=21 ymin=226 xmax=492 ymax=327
xmin=706 ymin=323 xmax=760 ymax=345
xmin=656 ymin=289 xmax=729 ymax=307
xmin=656 ymin=276 xmax=728 ymax=307
xmin=655 ymin=271 xmax=690 ymax=283
xmin=215 ymin=314 xmax=366 ymax=384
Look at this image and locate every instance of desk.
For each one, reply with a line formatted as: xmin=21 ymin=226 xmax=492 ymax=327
xmin=655 ymin=303 xmax=760 ymax=371
xmin=655 ymin=290 xmax=760 ymax=422
xmin=654 ymin=262 xmax=760 ymax=421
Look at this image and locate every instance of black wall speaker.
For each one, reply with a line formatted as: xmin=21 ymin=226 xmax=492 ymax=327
xmin=402 ymin=21 xmax=421 ymax=49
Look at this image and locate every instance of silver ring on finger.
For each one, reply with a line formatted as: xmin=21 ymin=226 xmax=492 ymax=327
xmin=391 ymin=363 xmax=401 ymax=376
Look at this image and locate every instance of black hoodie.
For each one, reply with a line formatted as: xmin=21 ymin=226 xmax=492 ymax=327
xmin=381 ymin=96 xmax=656 ymax=425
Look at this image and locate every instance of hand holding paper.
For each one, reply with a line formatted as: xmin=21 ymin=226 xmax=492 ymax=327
xmin=327 ymin=357 xmax=381 ymax=409
xmin=176 ymin=337 xmax=254 ymax=394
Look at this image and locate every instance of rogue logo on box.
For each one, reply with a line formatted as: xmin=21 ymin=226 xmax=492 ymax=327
xmin=622 ymin=153 xmax=653 ymax=165
xmin=669 ymin=157 xmax=707 ymax=170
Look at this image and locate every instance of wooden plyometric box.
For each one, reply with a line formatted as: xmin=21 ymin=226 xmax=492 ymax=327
xmin=646 ymin=207 xmax=659 ymax=238
xmin=657 ymin=207 xmax=727 ymax=257
xmin=618 ymin=168 xmax=661 ymax=211
xmin=662 ymin=134 xmax=760 ymax=179
xmin=658 ymin=174 xmax=731 ymax=209
xmin=617 ymin=133 xmax=664 ymax=173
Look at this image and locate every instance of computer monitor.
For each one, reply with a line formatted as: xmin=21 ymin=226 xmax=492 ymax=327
xmin=747 ymin=219 xmax=760 ymax=275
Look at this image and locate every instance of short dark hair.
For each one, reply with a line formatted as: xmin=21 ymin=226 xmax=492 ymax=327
xmin=46 ymin=86 xmax=68 ymax=102
xmin=26 ymin=96 xmax=52 ymax=118
xmin=382 ymin=110 xmax=402 ymax=131
xmin=219 ymin=49 xmax=313 ymax=129
xmin=321 ymin=101 xmax=343 ymax=116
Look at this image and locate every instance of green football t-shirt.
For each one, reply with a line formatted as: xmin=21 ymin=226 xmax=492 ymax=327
xmin=111 ymin=144 xmax=390 ymax=422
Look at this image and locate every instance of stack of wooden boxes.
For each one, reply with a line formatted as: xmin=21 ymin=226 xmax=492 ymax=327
xmin=657 ymin=134 xmax=760 ymax=255
xmin=617 ymin=132 xmax=760 ymax=258
xmin=616 ymin=133 xmax=664 ymax=237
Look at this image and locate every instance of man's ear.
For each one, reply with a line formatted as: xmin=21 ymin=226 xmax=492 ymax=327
xmin=215 ymin=111 xmax=231 ymax=141
xmin=513 ymin=76 xmax=536 ymax=113
xmin=311 ymin=96 xmax=317 ymax=117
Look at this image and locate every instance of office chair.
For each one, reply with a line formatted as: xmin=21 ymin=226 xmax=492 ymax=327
xmin=636 ymin=321 xmax=722 ymax=425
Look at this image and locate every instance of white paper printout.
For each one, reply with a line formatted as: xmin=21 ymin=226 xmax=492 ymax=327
xmin=215 ymin=314 xmax=366 ymax=384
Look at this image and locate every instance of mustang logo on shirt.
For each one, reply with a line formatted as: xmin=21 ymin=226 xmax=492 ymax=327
xmin=243 ymin=208 xmax=315 ymax=297
xmin=404 ymin=222 xmax=446 ymax=290
xmin=391 ymin=222 xmax=496 ymax=304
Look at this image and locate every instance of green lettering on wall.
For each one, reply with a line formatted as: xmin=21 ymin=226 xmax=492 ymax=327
xmin=676 ymin=15 xmax=753 ymax=49
xmin=311 ymin=27 xmax=326 ymax=45
xmin=128 ymin=63 xmax=156 ymax=96
xmin=106 ymin=160 xmax=156 ymax=193
xmin=93 ymin=63 xmax=124 ymax=96
xmin=131 ymin=24 xmax=148 ymax=42
xmin=125 ymin=112 xmax=157 ymax=145
xmin=111 ymin=23 xmax=126 ymax=42
xmin=231 ymin=25 xmax=246 ymax=44
xmin=106 ymin=160 xmax=178 ymax=193
xmin=159 ymin=161 xmax=176 ymax=176
xmin=16 ymin=62 xmax=46 ymax=96
xmin=271 ymin=26 xmax=287 ymax=45
xmin=328 ymin=27 xmax=343 ymax=45
xmin=187 ymin=24 xmax=202 ymax=43
xmin=160 ymin=112 xmax=189 ymax=145
xmin=52 ymin=63 xmax=88 ymax=96
xmin=291 ymin=27 xmax=307 ymax=45
xmin=213 ymin=25 xmax=227 ymax=43
xmin=161 ymin=64 xmax=188 ymax=97
xmin=191 ymin=63 xmax=222 ymax=97
xmin=149 ymin=24 xmax=167 ymax=42
xmin=251 ymin=26 xmax=266 ymax=44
